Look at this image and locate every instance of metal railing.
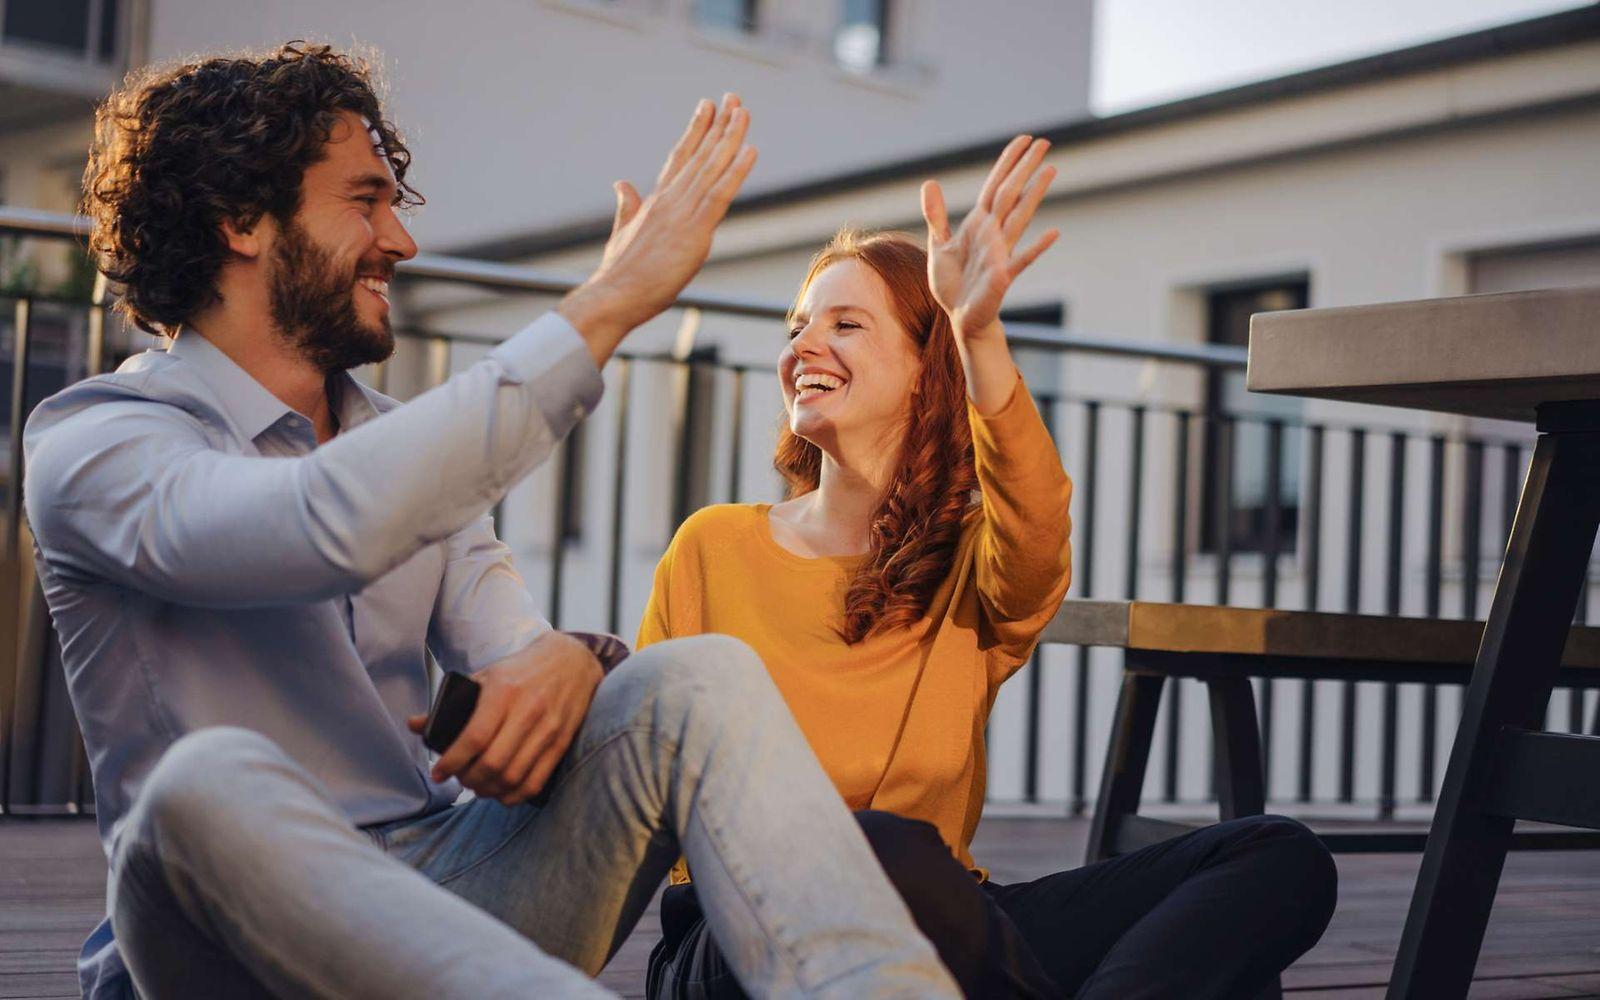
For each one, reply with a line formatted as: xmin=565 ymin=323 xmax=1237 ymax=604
xmin=3 ymin=206 xmax=1583 ymax=822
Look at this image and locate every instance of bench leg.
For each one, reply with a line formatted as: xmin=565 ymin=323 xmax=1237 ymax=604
xmin=1208 ymin=676 xmax=1267 ymax=820
xmin=1086 ymin=671 xmax=1165 ymax=863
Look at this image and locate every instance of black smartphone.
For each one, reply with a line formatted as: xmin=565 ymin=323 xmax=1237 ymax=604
xmin=422 ymin=670 xmax=481 ymax=754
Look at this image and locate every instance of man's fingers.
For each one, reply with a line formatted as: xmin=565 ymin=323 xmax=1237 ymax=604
xmin=431 ymin=696 xmax=505 ymax=782
xmin=1002 ymin=165 xmax=1056 ymax=245
xmin=1009 ymin=228 xmax=1060 ymax=278
xmin=976 ymin=134 xmax=1033 ymax=211
xmin=698 ymin=145 xmax=758 ymax=218
xmin=461 ymin=701 xmax=540 ymax=791
xmin=688 ymin=104 xmax=751 ymax=200
xmin=496 ymin=714 xmax=559 ymax=801
xmin=656 ymin=99 xmax=715 ymax=189
xmin=665 ymin=95 xmax=737 ymax=194
xmin=612 ymin=181 xmax=642 ymax=234
xmin=920 ymin=180 xmax=951 ymax=244
xmin=993 ymin=139 xmax=1050 ymax=223
xmin=406 ymin=714 xmax=425 ymax=734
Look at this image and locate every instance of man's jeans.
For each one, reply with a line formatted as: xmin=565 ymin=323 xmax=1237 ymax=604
xmin=107 ymin=635 xmax=957 ymax=999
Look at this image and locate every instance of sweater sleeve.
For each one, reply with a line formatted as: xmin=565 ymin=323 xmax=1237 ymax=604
xmin=969 ymin=373 xmax=1074 ymax=679
xmin=636 ymin=542 xmax=675 ymax=651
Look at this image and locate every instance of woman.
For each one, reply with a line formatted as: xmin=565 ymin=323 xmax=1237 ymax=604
xmin=639 ymin=136 xmax=1336 ymax=999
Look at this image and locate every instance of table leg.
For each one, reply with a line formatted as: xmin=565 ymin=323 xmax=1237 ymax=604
xmin=1387 ymin=429 xmax=1600 ymax=999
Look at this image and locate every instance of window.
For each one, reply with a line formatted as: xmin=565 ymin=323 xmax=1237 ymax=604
xmin=2 ymin=0 xmax=120 ymax=61
xmin=1200 ymin=280 xmax=1308 ymax=555
xmin=835 ymin=0 xmax=889 ymax=72
xmin=694 ymin=0 xmax=757 ymax=34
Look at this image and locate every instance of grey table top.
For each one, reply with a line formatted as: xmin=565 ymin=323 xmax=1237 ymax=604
xmin=1246 ymin=285 xmax=1600 ymax=422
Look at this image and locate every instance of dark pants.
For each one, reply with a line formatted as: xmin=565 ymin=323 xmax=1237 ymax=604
xmin=646 ymin=811 xmax=1338 ymax=999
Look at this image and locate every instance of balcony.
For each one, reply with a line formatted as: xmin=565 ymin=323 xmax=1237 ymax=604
xmin=3 ymin=207 xmax=1599 ymax=997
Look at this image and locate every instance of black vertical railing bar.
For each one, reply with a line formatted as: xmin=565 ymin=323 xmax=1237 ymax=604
xmin=1461 ymin=439 xmax=1485 ymax=626
xmin=1071 ymin=401 xmax=1099 ymax=817
xmin=1215 ymin=415 xmax=1235 ymax=605
xmin=1299 ymin=425 xmax=1325 ymax=803
xmin=1125 ymin=406 xmax=1145 ymax=602
xmin=1420 ymin=434 xmax=1445 ymax=802
xmin=1340 ymin=428 xmax=1366 ymax=804
xmin=547 ymin=435 xmax=579 ymax=628
xmin=1164 ymin=410 xmax=1190 ymax=804
xmin=1209 ymin=414 xmax=1236 ymax=800
xmin=1380 ymin=431 xmax=1406 ymax=820
xmin=6 ymin=298 xmax=31 ymax=566
xmin=726 ymin=369 xmax=745 ymax=504
xmin=1260 ymin=418 xmax=1285 ymax=799
xmin=1023 ymin=393 xmax=1058 ymax=805
xmin=605 ymin=360 xmax=633 ymax=637
xmin=2 ymin=297 xmax=33 ymax=814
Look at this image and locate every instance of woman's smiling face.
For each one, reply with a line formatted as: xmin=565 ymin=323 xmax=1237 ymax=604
xmin=779 ymin=258 xmax=923 ymax=451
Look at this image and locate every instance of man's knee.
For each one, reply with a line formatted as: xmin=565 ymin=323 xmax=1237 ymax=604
xmin=602 ymin=634 xmax=778 ymax=730
xmin=133 ymin=727 xmax=290 ymax=842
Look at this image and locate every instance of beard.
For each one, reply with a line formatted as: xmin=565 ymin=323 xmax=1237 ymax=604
xmin=268 ymin=218 xmax=395 ymax=374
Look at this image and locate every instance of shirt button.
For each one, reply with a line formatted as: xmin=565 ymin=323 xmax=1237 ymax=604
xmin=572 ymin=405 xmax=584 ymax=420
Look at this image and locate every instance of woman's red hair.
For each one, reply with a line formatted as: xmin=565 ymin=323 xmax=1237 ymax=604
xmin=775 ymin=229 xmax=978 ymax=644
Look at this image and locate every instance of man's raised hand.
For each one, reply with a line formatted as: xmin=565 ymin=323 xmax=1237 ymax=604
xmin=559 ymin=95 xmax=758 ymax=365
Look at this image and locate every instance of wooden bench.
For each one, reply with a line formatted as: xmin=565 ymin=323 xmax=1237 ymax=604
xmin=1042 ymin=599 xmax=1600 ymax=862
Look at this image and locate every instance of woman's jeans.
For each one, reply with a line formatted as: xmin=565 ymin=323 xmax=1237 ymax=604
xmin=107 ymin=636 xmax=958 ymax=999
xmin=649 ymin=810 xmax=1338 ymax=999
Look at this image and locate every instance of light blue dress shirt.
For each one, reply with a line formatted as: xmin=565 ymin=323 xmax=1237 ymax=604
xmin=22 ymin=312 xmax=604 ymax=991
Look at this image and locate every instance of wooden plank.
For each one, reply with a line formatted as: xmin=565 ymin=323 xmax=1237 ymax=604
xmin=1042 ymin=599 xmax=1600 ymax=669
xmin=8 ymin=817 xmax=1600 ymax=998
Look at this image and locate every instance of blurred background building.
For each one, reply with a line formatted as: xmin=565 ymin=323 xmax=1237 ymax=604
xmin=2 ymin=0 xmax=1599 ymax=819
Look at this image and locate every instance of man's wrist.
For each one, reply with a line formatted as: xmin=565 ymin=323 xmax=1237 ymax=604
xmin=558 ymin=283 xmax=632 ymax=367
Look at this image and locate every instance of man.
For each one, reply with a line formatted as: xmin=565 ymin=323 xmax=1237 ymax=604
xmin=25 ymin=42 xmax=957 ymax=999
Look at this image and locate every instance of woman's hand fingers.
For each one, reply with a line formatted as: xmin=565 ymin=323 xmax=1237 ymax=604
xmin=1002 ymin=165 xmax=1056 ymax=245
xmin=1009 ymin=228 xmax=1060 ymax=279
xmin=993 ymin=139 xmax=1051 ymax=225
xmin=976 ymin=135 xmax=1033 ymax=211
xmin=921 ymin=180 xmax=952 ymax=245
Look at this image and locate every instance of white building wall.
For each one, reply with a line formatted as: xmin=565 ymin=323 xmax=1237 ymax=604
xmin=135 ymin=0 xmax=1093 ymax=250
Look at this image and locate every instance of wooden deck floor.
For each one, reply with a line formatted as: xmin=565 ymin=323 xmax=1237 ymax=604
xmin=4 ymin=815 xmax=1599 ymax=998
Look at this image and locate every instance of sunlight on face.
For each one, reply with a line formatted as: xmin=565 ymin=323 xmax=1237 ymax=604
xmin=778 ymin=258 xmax=922 ymax=453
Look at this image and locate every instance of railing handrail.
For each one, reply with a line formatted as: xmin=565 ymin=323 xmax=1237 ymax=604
xmin=0 ymin=206 xmax=1248 ymax=370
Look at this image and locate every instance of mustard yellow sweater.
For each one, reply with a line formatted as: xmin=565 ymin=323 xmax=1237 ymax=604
xmin=638 ymin=378 xmax=1073 ymax=879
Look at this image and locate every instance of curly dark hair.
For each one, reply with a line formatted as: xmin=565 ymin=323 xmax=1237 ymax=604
xmin=82 ymin=41 xmax=422 ymax=335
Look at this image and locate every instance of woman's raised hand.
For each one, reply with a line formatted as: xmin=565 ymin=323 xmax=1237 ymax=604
xmin=920 ymin=136 xmax=1059 ymax=343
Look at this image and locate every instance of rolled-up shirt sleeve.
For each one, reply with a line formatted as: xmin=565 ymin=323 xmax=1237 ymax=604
xmin=24 ymin=312 xmax=602 ymax=608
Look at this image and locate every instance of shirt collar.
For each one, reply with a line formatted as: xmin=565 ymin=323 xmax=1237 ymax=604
xmin=166 ymin=331 xmax=296 ymax=442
